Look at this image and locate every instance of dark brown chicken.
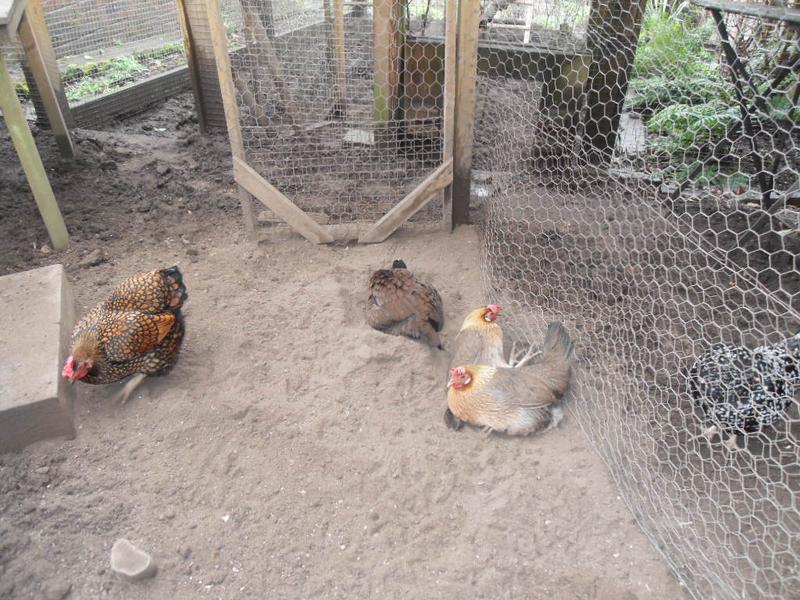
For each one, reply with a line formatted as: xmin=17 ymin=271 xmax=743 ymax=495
xmin=366 ymin=259 xmax=444 ymax=349
xmin=62 ymin=266 xmax=187 ymax=402
xmin=445 ymin=322 xmax=574 ymax=436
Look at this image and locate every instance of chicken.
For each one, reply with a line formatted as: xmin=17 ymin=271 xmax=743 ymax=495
xmin=445 ymin=321 xmax=574 ymax=436
xmin=480 ymin=0 xmax=513 ymax=28
xmin=687 ymin=332 xmax=799 ymax=450
xmin=366 ymin=259 xmax=444 ymax=349
xmin=450 ymin=304 xmax=539 ymax=370
xmin=445 ymin=304 xmax=542 ymax=430
xmin=62 ymin=266 xmax=187 ymax=402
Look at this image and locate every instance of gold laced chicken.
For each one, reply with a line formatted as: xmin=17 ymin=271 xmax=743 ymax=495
xmin=62 ymin=266 xmax=187 ymax=402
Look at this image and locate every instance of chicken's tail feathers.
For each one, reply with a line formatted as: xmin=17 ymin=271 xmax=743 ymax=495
xmin=542 ymin=321 xmax=574 ymax=361
xmin=392 ymin=259 xmax=408 ymax=269
xmin=161 ymin=266 xmax=188 ymax=310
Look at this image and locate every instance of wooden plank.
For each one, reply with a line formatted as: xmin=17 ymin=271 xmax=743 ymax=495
xmin=0 ymin=0 xmax=25 ymax=44
xmin=0 ymin=52 xmax=69 ymax=250
xmin=175 ymin=0 xmax=207 ymax=133
xmin=233 ymin=157 xmax=335 ymax=245
xmin=240 ymin=1 xmax=303 ymax=130
xmin=18 ymin=0 xmax=74 ymax=158
xmin=359 ymin=158 xmax=453 ymax=244
xmin=70 ymin=66 xmax=191 ymax=127
xmin=692 ymin=0 xmax=800 ymax=23
xmin=333 ymin=0 xmax=347 ymax=112
xmin=207 ymin=0 xmax=255 ymax=235
xmin=452 ymin=0 xmax=481 ymax=226
xmin=372 ymin=0 xmax=401 ymax=124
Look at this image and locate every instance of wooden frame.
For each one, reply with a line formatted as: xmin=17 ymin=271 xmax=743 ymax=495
xmin=205 ymin=0 xmax=457 ymax=244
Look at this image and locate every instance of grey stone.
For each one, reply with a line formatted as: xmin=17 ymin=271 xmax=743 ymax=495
xmin=78 ymin=249 xmax=106 ymax=269
xmin=110 ymin=539 xmax=157 ymax=582
xmin=0 ymin=265 xmax=76 ymax=451
xmin=42 ymin=580 xmax=71 ymax=600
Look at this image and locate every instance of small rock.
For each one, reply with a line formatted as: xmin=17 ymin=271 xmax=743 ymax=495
xmin=110 ymin=538 xmax=158 ymax=582
xmin=35 ymin=466 xmax=50 ymax=474
xmin=78 ymin=249 xmax=106 ymax=269
xmin=155 ymin=164 xmax=171 ymax=176
xmin=40 ymin=244 xmax=51 ymax=255
xmin=186 ymin=248 xmax=199 ymax=257
xmin=177 ymin=545 xmax=192 ymax=560
xmin=204 ymin=570 xmax=227 ymax=586
xmin=42 ymin=580 xmax=71 ymax=600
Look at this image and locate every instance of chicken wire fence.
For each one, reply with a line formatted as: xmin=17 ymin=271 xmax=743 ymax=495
xmin=226 ymin=0 xmax=447 ymax=231
xmin=475 ymin=0 xmax=799 ymax=598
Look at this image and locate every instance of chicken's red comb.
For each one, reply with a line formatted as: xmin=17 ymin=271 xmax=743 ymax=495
xmin=62 ymin=356 xmax=75 ymax=379
xmin=487 ymin=304 xmax=501 ymax=314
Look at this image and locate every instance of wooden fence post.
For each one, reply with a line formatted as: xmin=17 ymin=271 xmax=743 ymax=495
xmin=452 ymin=0 xmax=481 ymax=226
xmin=207 ymin=0 xmax=255 ymax=236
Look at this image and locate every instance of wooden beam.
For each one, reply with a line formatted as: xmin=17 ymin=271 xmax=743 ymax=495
xmin=452 ymin=0 xmax=481 ymax=226
xmin=207 ymin=0 xmax=255 ymax=235
xmin=233 ymin=157 xmax=335 ymax=245
xmin=441 ymin=0 xmax=457 ymax=231
xmin=18 ymin=0 xmax=74 ymax=158
xmin=240 ymin=1 xmax=303 ymax=130
xmin=0 ymin=52 xmax=69 ymax=250
xmin=333 ymin=0 xmax=347 ymax=114
xmin=359 ymin=158 xmax=453 ymax=243
xmin=175 ymin=0 xmax=208 ymax=133
xmin=372 ymin=0 xmax=401 ymax=124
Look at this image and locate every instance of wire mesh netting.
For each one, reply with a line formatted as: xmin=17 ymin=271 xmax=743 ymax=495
xmin=227 ymin=0 xmax=448 ymax=233
xmin=475 ymin=0 xmax=799 ymax=598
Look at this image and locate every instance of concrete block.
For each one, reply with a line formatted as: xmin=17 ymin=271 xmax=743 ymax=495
xmin=0 ymin=264 xmax=76 ymax=451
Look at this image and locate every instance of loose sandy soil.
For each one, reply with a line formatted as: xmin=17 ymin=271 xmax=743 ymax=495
xmin=0 ymin=95 xmax=685 ymax=599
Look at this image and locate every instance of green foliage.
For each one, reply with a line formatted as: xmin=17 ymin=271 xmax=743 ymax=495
xmin=633 ymin=9 xmax=716 ymax=79
xmin=15 ymin=81 xmax=31 ymax=101
xmin=646 ymin=101 xmax=738 ymax=155
xmin=65 ymin=56 xmax=148 ymax=102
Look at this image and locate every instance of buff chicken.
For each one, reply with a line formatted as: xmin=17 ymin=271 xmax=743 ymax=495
xmin=445 ymin=321 xmax=574 ymax=436
xmin=449 ymin=304 xmax=538 ymax=370
xmin=366 ymin=259 xmax=444 ymax=349
xmin=444 ymin=304 xmax=540 ymax=429
xmin=687 ymin=332 xmax=799 ymax=450
xmin=62 ymin=266 xmax=187 ymax=402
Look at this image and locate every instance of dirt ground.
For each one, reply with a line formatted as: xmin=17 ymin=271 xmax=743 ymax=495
xmin=0 ymin=95 xmax=685 ymax=599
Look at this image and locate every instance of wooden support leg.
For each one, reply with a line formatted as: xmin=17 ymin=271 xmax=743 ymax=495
xmin=0 ymin=53 xmax=70 ymax=251
xmin=18 ymin=0 xmax=75 ymax=159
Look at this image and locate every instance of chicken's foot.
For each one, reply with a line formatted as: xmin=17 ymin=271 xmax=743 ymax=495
xmin=116 ymin=374 xmax=147 ymax=404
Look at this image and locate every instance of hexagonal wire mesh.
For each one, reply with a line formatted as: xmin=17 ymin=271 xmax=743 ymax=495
xmin=475 ymin=0 xmax=799 ymax=598
xmin=225 ymin=0 xmax=447 ymax=235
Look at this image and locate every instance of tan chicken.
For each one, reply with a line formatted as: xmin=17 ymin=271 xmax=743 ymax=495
xmin=62 ymin=266 xmax=187 ymax=402
xmin=366 ymin=259 xmax=444 ymax=349
xmin=450 ymin=304 xmax=540 ymax=370
xmin=445 ymin=322 xmax=574 ymax=436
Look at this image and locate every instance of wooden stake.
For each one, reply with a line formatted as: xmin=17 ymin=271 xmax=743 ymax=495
xmin=332 ymin=0 xmax=347 ymax=113
xmin=372 ymin=0 xmax=401 ymax=124
xmin=207 ymin=0 xmax=255 ymax=235
xmin=441 ymin=0 xmax=457 ymax=231
xmin=359 ymin=158 xmax=453 ymax=243
xmin=175 ymin=0 xmax=208 ymax=133
xmin=240 ymin=1 xmax=303 ymax=130
xmin=0 ymin=52 xmax=69 ymax=250
xmin=18 ymin=0 xmax=74 ymax=158
xmin=452 ymin=0 xmax=481 ymax=226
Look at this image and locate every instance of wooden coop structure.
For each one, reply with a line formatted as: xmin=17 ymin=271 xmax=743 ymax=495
xmin=176 ymin=0 xmax=648 ymax=243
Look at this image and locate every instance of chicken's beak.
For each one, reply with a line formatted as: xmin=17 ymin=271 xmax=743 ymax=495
xmin=446 ymin=377 xmax=454 ymax=388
